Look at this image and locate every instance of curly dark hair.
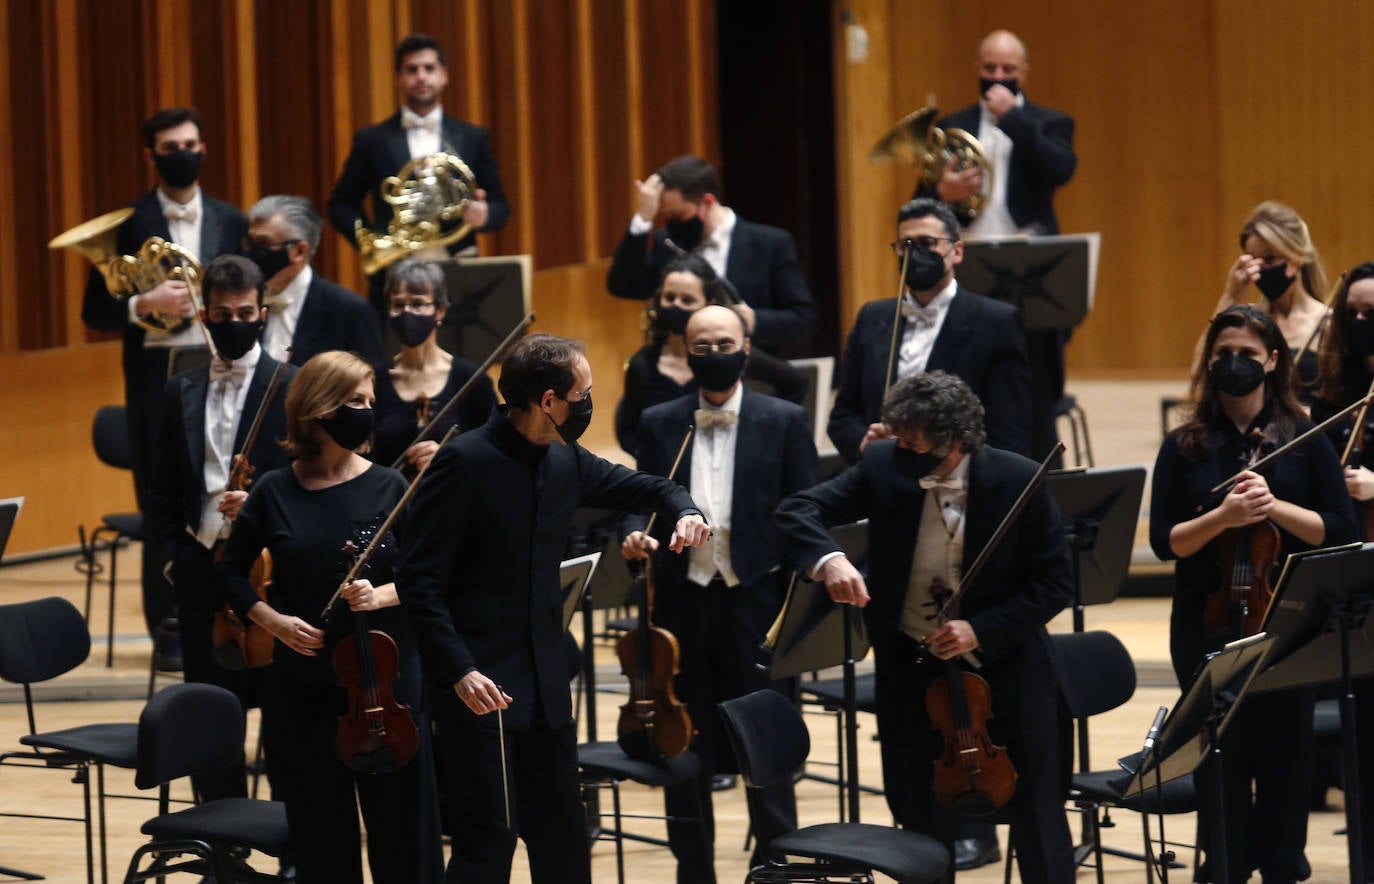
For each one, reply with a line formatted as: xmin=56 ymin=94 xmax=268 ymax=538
xmin=1315 ymin=262 xmax=1374 ymax=407
xmin=881 ymin=371 xmax=986 ymax=454
xmin=1174 ymin=304 xmax=1305 ymax=459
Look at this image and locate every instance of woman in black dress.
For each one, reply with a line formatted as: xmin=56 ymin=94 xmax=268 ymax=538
xmin=1150 ymin=305 xmax=1355 ymax=883
xmin=616 ymin=253 xmax=807 ymax=457
xmin=218 ymin=350 xmax=442 ymax=884
xmin=373 ymin=259 xmax=497 ymax=473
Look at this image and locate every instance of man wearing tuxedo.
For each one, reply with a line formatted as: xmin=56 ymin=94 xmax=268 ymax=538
xmin=146 ymin=255 xmax=295 ymax=801
xmin=828 ymin=199 xmax=1031 ymax=465
xmin=328 ymin=32 xmax=510 ymax=315
xmin=622 ymin=305 xmax=817 ymax=883
xmin=921 ymin=29 xmax=1078 ymax=469
xmin=777 ymin=371 xmax=1075 ymax=884
xmin=606 ymin=154 xmax=817 ymax=351
xmin=80 ymin=107 xmax=249 ymax=647
xmin=244 ymin=195 xmax=385 ymax=368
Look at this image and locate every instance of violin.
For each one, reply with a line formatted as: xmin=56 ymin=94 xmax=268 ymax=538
xmin=922 ymin=442 xmax=1061 ymax=817
xmin=1340 ymin=377 xmax=1374 ymax=540
xmin=1204 ymin=428 xmax=1280 ymax=641
xmin=331 ymin=537 xmax=418 ymax=774
xmin=616 ymin=426 xmax=695 ymax=763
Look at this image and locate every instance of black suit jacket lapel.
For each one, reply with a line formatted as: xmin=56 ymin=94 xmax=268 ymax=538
xmin=960 ymin=448 xmax=999 ymax=591
xmin=926 ymin=289 xmax=973 ymax=373
xmin=871 ymin=303 xmax=905 ymax=389
xmin=384 ymin=113 xmax=411 ymax=175
xmin=441 ymin=115 xmax=467 ymax=158
xmin=664 ymin=398 xmax=696 ymax=488
xmin=132 ymin=192 xmax=173 ymax=244
xmin=723 ymin=220 xmax=752 ymax=282
xmin=234 ymin=357 xmax=278 ymax=453
xmin=181 ymin=370 xmax=210 ymax=484
xmin=290 ymin=276 xmax=324 ymax=363
xmin=200 ymin=199 xmax=226 ymax=260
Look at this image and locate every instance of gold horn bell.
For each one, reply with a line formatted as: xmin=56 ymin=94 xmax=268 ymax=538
xmin=356 ymin=151 xmax=476 ymax=276
xmin=870 ymin=106 xmax=992 ymax=221
xmin=49 ymin=208 xmax=204 ymax=335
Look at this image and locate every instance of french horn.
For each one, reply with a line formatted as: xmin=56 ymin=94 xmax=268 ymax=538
xmin=356 ymin=151 xmax=476 ymax=276
xmin=870 ymin=107 xmax=992 ymax=222
xmin=49 ymin=208 xmax=208 ymax=339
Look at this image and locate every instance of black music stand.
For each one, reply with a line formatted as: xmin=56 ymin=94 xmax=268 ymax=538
xmin=411 ymin=255 xmax=531 ymax=361
xmin=561 ymin=552 xmax=600 ymax=632
xmin=763 ymin=521 xmax=871 ymax=822
xmin=0 ymin=497 xmax=41 ymax=882
xmin=1124 ymin=633 xmax=1276 ymax=884
xmin=956 ymin=233 xmax=1099 ymax=332
xmin=1247 ymin=541 xmax=1374 ymax=883
xmin=577 ymin=533 xmax=637 ymax=743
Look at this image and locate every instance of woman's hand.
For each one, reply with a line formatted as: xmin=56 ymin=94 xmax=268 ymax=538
xmin=340 ymin=579 xmax=399 ymax=611
xmin=1222 ymin=253 xmax=1264 ymax=303
xmin=406 ymin=440 xmax=440 ymax=472
xmin=1346 ymin=466 xmax=1374 ymax=502
xmin=249 ymin=602 xmax=324 ymax=657
xmin=1214 ymin=470 xmax=1275 ymax=528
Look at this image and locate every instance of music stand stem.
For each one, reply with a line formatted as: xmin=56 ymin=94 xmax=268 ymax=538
xmin=1339 ymin=602 xmax=1367 ymax=884
xmin=0 ymin=865 xmax=42 ymax=880
xmin=1207 ymin=716 xmax=1229 ymax=884
xmin=842 ymin=605 xmax=861 ymax=824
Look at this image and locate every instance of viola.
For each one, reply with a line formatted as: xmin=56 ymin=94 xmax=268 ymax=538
xmin=1204 ymin=428 xmax=1280 ymax=641
xmin=331 ymin=538 xmax=418 ymax=774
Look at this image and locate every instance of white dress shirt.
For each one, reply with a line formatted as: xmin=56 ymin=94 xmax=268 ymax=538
xmin=964 ymin=93 xmax=1040 ymax=240
xmin=687 ymin=385 xmax=742 ymax=587
xmin=897 ymin=278 xmax=958 ymax=379
xmin=197 ymin=343 xmax=261 ymax=548
xmin=627 ymin=207 xmax=737 ymax=280
xmin=899 ymin=455 xmax=969 ymax=641
xmin=402 ymin=106 xmax=443 ymax=160
xmin=133 ymin=187 xmax=205 ymax=349
xmin=261 ymin=265 xmax=312 ymax=364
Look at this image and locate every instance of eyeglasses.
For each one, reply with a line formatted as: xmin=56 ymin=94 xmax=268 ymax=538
xmin=891 ymin=236 xmax=953 ymax=255
xmin=241 ymin=238 xmax=301 ymax=253
xmin=688 ymin=340 xmax=741 ymax=356
xmin=389 ymin=298 xmax=437 ymax=315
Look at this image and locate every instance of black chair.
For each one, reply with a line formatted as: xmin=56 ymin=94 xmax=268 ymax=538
xmin=78 ymin=405 xmax=145 ymax=668
xmin=1048 ymin=631 xmax=1198 ymax=884
xmin=718 ymin=689 xmax=950 ymax=883
xmin=122 ymin=683 xmax=290 ymax=883
xmin=0 ymin=596 xmax=141 ymax=884
xmin=1054 ymin=394 xmax=1095 ymax=467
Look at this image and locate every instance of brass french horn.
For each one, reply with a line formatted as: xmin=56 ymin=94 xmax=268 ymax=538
xmin=49 ymin=208 xmax=211 ymax=345
xmin=356 ymin=152 xmax=476 ymax=276
xmin=870 ymin=107 xmax=992 ymax=221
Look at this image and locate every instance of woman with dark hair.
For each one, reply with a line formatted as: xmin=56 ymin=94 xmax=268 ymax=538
xmin=372 ymin=258 xmax=497 ymax=473
xmin=616 ymin=253 xmax=808 ymax=457
xmin=1150 ymin=305 xmax=1355 ymax=883
xmin=217 ymin=350 xmax=442 ymax=884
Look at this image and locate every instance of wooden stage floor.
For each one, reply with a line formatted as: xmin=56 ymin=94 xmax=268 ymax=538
xmin=0 ymin=379 xmax=1363 ymax=882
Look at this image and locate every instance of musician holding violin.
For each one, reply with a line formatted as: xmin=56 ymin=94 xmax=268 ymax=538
xmin=217 ymin=350 xmax=443 ymax=884
xmin=1150 ymin=304 xmax=1356 ymax=884
xmin=777 ymin=371 xmax=1075 ymax=883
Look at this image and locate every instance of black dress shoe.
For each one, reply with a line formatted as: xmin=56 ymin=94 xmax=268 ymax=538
xmin=710 ymin=773 xmax=737 ymax=792
xmin=953 ymin=836 xmax=1001 ymax=871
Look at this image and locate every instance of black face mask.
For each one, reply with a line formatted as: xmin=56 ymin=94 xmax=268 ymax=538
xmin=1209 ymin=353 xmax=1267 ymax=397
xmin=900 ymin=246 xmax=947 ymax=293
xmin=390 ymin=311 xmax=438 ymax=348
xmin=1255 ymin=263 xmax=1295 ymax=301
xmin=688 ymin=350 xmax=747 ymax=393
xmin=317 ymin=405 xmax=374 ymax=451
xmin=246 ymin=244 xmax=293 ymax=282
xmin=665 ymin=216 xmax=705 ymax=252
xmin=553 ymin=393 xmax=593 ymax=444
xmin=205 ymin=318 xmax=263 ymax=362
xmin=153 ymin=149 xmax=203 ymax=189
xmin=893 ymin=447 xmax=947 ymax=481
xmin=979 ymin=77 xmax=1020 ymax=97
xmin=654 ymin=305 xmax=693 ymax=337
xmin=1345 ymin=316 xmax=1374 ymax=358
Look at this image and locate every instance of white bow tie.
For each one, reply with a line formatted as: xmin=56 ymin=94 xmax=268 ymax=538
xmin=402 ymin=110 xmax=440 ymax=132
xmin=900 ymin=299 xmax=941 ymax=330
xmin=918 ymin=474 xmax=964 ymax=491
xmin=262 ymin=290 xmax=293 ymax=309
xmin=695 ymin=409 xmax=738 ymax=432
xmin=164 ymin=203 xmax=198 ymax=223
xmin=209 ymin=360 xmax=249 ymax=385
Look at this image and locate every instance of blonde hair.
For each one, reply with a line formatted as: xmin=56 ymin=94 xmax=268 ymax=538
xmin=1239 ymin=201 xmax=1329 ymax=300
xmin=283 ymin=351 xmax=375 ymax=458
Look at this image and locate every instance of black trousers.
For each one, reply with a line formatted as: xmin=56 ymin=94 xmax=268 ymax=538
xmin=127 ymin=347 xmax=179 ymax=635
xmin=1360 ymin=676 xmax=1374 ymax=866
xmin=874 ymin=632 xmax=1073 ymax=884
xmin=259 ymin=667 xmax=443 ymax=884
xmin=658 ymin=577 xmax=798 ymax=883
xmin=431 ymin=689 xmax=590 ymax=884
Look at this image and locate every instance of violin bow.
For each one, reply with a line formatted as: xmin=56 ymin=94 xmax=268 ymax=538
xmin=389 ymin=311 xmax=535 ymax=470
xmin=1340 ymin=375 xmax=1374 ymax=465
xmin=231 ymin=361 xmax=288 ymax=480
xmin=320 ymin=423 xmax=461 ymax=621
xmin=1292 ymin=269 xmax=1347 ymax=374
xmin=883 ymin=243 xmax=913 ymax=400
xmin=497 ymin=698 xmax=511 ymax=828
xmin=1206 ymin=390 xmax=1374 ymax=496
xmin=634 ymin=425 xmax=695 ymax=623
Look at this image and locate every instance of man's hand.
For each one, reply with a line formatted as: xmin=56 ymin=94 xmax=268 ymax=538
xmin=983 ymin=83 xmax=1017 ymax=119
xmin=934 ymin=157 xmax=983 ymax=203
xmin=455 ymin=670 xmax=511 ymax=715
xmin=634 ymin=173 xmax=664 ymax=223
xmin=1346 ymin=466 xmax=1374 ymax=502
xmin=668 ymin=514 xmax=711 ymax=553
xmin=818 ymin=554 xmax=870 ymax=607
xmin=734 ymin=301 xmax=757 ymax=334
xmin=859 ymin=422 xmax=892 ymax=454
xmin=1215 ymin=471 xmax=1275 ymax=529
xmin=139 ymin=279 xmax=194 ymax=318
xmin=406 ymin=440 xmax=440 ymax=472
xmin=463 ymin=187 xmax=490 ymax=229
xmin=217 ymin=490 xmax=249 ymax=521
xmin=621 ymin=530 xmax=658 ymax=561
xmin=926 ymin=619 xmax=979 ymax=660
